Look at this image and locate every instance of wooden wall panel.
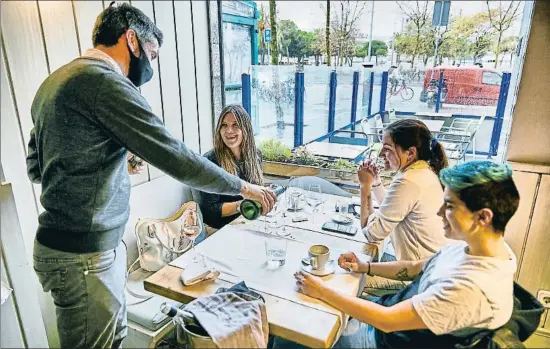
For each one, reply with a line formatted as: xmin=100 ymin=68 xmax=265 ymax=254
xmin=0 ymin=45 xmax=40 ymax=263
xmin=0 ymin=1 xmax=49 ymax=147
xmin=73 ymin=1 xmax=104 ymax=53
xmin=131 ymin=0 xmax=163 ymax=123
xmin=152 ymin=0 xmax=184 ymax=180
xmin=132 ymin=0 xmax=165 ymax=182
xmin=37 ymin=1 xmax=80 ymax=72
xmin=517 ymin=175 xmax=550 ymax=296
xmin=174 ymin=1 xmax=201 ymax=153
xmin=191 ymin=1 xmax=214 ymax=154
xmin=504 ymin=170 xmax=540 ymax=263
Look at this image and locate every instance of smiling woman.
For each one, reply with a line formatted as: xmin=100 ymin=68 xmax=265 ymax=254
xmin=197 ymin=105 xmax=264 ymax=229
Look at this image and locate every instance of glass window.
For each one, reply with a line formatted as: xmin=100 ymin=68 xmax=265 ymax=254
xmin=222 ymin=1 xmax=255 ymax=18
xmin=223 ymin=22 xmax=252 ymax=86
xmin=482 ymin=71 xmax=502 ymax=86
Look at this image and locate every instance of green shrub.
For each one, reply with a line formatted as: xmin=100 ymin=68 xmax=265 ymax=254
xmin=328 ymin=159 xmax=357 ymax=171
xmin=258 ymin=139 xmax=292 ymax=162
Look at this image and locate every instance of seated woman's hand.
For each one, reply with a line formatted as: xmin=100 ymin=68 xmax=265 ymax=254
xmin=338 ymin=252 xmax=362 ymax=272
xmin=357 ymin=163 xmax=376 ymax=187
xmin=294 ymin=271 xmax=326 ymax=299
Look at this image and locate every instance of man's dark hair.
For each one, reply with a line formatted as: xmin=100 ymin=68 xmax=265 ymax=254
xmin=440 ymin=161 xmax=520 ymax=233
xmin=92 ymin=2 xmax=163 ymax=47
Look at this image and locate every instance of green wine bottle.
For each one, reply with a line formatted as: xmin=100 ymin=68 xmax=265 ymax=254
xmin=238 ymin=185 xmax=285 ymax=220
xmin=238 ymin=199 xmax=262 ymax=220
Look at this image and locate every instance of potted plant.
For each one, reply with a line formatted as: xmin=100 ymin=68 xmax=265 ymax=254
xmin=325 ymin=159 xmax=357 ymax=181
xmin=259 ymin=140 xmax=321 ymax=177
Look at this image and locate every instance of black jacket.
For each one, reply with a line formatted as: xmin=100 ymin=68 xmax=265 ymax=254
xmin=197 ymin=150 xmax=263 ymax=229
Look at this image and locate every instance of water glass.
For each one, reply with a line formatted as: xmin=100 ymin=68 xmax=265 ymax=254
xmin=306 ymin=185 xmax=323 ymax=223
xmin=265 ymin=237 xmax=287 ymax=270
xmin=266 ymin=215 xmax=288 ymax=237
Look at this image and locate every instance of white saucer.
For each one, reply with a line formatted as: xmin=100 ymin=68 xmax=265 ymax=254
xmin=300 ymin=259 xmax=337 ymax=276
xmin=331 ymin=213 xmax=353 ymax=224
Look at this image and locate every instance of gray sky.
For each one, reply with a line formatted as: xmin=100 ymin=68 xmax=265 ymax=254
xmin=256 ymin=1 xmax=524 ymax=41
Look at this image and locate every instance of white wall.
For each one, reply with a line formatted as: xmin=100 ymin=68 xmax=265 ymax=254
xmin=0 ymin=1 xmax=217 ymax=346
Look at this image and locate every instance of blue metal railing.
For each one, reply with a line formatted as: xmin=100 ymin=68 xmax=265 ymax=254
xmin=328 ymin=71 xmax=337 ymax=134
xmin=294 ymin=72 xmax=305 ymax=148
xmin=435 ymin=71 xmax=444 ymax=113
xmin=350 ymin=71 xmax=360 ymax=133
xmin=238 ymin=68 xmax=511 ymax=156
xmin=241 ymin=73 xmax=251 ymax=115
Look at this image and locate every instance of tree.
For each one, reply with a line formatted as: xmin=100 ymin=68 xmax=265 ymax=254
xmin=454 ymin=12 xmax=494 ymax=63
xmin=499 ymin=35 xmax=519 ymax=66
xmin=375 ymin=47 xmax=387 ymax=65
xmin=325 ymin=0 xmax=331 ymax=66
xmin=331 ymin=0 xmax=367 ymax=66
xmin=395 ymin=1 xmax=432 ymax=68
xmin=355 ymin=43 xmax=367 ymax=61
xmin=258 ymin=3 xmax=268 ymax=65
xmin=309 ymin=29 xmax=325 ymax=65
xmin=278 ymin=19 xmax=297 ymax=63
xmin=486 ymin=0 xmax=521 ymax=68
xmin=269 ymin=0 xmax=279 ymax=65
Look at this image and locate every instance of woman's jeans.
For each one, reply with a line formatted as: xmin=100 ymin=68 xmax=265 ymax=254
xmin=33 ymin=240 xmax=127 ymax=349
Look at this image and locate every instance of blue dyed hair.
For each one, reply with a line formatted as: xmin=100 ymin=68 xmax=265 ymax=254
xmin=440 ymin=161 xmax=519 ymax=233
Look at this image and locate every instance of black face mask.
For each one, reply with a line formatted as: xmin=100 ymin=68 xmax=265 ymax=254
xmin=127 ymin=39 xmax=153 ymax=87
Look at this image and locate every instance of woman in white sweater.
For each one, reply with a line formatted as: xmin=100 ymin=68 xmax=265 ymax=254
xmin=359 ymin=119 xmax=449 ymax=261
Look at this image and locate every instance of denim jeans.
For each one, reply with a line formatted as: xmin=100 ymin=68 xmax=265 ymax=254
xmin=272 ymin=319 xmax=377 ymax=348
xmin=33 ymin=239 xmax=127 ymax=348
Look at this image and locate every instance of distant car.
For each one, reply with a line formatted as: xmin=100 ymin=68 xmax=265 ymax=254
xmin=420 ymin=66 xmax=503 ymax=106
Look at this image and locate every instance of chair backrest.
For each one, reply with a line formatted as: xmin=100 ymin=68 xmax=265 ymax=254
xmin=289 ymin=176 xmax=353 ymax=198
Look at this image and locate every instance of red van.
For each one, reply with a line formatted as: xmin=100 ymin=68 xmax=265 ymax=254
xmin=420 ymin=66 xmax=503 ymax=106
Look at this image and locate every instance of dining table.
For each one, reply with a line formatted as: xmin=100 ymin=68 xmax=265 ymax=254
xmin=144 ymin=192 xmax=377 ymax=348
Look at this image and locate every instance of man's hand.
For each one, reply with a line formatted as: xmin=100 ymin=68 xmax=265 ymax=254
xmin=338 ymin=252 xmax=367 ymax=272
xmin=240 ymin=182 xmax=276 ymax=215
xmin=127 ymin=153 xmax=146 ymax=175
xmin=295 ymin=271 xmax=326 ymax=299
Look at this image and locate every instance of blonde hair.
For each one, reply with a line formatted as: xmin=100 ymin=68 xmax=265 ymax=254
xmin=214 ymin=105 xmax=263 ymax=185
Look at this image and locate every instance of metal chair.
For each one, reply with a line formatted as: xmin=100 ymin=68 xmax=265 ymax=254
xmin=265 ymin=176 xmax=352 ymax=198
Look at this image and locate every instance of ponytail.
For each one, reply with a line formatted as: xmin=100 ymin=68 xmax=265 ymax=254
xmin=385 ymin=119 xmax=449 ymax=175
xmin=429 ymin=139 xmax=448 ymax=176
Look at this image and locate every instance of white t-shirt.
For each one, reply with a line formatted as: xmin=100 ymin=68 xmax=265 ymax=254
xmin=411 ymin=241 xmax=517 ymax=336
xmin=363 ymin=161 xmax=449 ymax=261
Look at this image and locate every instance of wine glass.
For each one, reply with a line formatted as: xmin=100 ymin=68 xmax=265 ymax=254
xmin=182 ymin=208 xmax=204 ymax=264
xmin=287 ymin=177 xmax=304 ymax=212
xmin=306 ymin=185 xmax=323 ymax=224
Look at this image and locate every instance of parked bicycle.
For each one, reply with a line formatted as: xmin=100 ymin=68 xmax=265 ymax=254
xmin=387 ymin=79 xmax=414 ymax=101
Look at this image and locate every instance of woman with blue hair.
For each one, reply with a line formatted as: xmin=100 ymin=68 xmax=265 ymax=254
xmin=279 ymin=160 xmax=520 ymax=348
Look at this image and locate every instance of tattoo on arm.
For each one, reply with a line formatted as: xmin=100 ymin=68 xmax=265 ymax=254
xmin=396 ymin=267 xmax=410 ymax=281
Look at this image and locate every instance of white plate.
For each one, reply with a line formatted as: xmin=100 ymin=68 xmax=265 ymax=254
xmin=300 ymin=259 xmax=337 ymax=276
xmin=331 ymin=213 xmax=353 ymax=224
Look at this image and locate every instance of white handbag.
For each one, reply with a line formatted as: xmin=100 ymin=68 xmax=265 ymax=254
xmin=134 ymin=201 xmax=203 ymax=272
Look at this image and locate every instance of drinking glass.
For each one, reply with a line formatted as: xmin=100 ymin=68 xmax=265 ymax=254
xmin=306 ymin=185 xmax=323 ymax=223
xmin=266 ymin=214 xmax=289 ymax=237
xmin=287 ymin=177 xmax=304 ymax=212
xmin=182 ymin=208 xmax=204 ymax=264
xmin=265 ymin=237 xmax=287 ymax=270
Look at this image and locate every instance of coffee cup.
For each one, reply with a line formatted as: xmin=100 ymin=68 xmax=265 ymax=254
xmin=308 ymin=244 xmax=330 ymax=270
